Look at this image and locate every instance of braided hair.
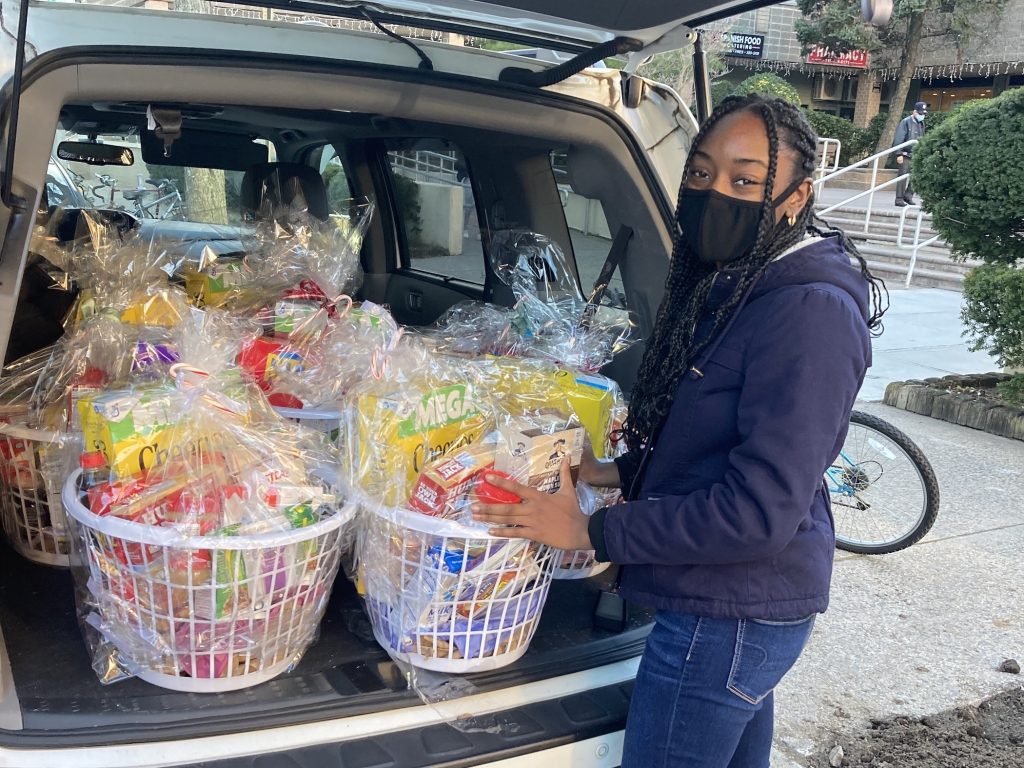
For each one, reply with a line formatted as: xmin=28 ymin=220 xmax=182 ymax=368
xmin=622 ymin=94 xmax=888 ymax=453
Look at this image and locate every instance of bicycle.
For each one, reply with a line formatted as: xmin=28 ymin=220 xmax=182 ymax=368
xmin=89 ymin=172 xmax=120 ymax=208
xmin=827 ymin=411 xmax=940 ymax=554
xmin=122 ymin=177 xmax=185 ymax=220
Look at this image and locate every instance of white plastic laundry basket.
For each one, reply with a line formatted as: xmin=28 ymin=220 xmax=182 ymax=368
xmin=552 ymin=549 xmax=610 ymax=580
xmin=63 ymin=469 xmax=355 ymax=692
xmin=273 ymin=406 xmax=344 ymax=448
xmin=357 ymin=493 xmax=554 ymax=673
xmin=0 ymin=421 xmax=71 ymax=566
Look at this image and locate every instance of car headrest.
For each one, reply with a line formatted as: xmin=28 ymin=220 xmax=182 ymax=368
xmin=239 ymin=162 xmax=329 ymax=223
xmin=47 ymin=208 xmax=139 ymax=244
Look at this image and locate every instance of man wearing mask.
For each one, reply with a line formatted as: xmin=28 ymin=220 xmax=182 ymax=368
xmin=892 ymin=101 xmax=927 ymax=206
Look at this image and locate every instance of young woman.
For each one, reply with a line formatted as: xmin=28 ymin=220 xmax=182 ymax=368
xmin=472 ymin=94 xmax=886 ymax=767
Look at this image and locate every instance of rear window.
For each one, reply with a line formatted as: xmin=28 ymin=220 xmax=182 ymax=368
xmin=51 ymin=132 xmax=256 ymax=226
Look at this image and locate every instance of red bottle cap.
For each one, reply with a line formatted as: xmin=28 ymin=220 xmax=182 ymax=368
xmin=474 ymin=471 xmax=521 ymax=505
xmin=79 ymin=451 xmax=107 ymax=470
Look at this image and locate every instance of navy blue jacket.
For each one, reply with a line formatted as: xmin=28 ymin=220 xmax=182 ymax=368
xmin=589 ymin=235 xmax=871 ymax=619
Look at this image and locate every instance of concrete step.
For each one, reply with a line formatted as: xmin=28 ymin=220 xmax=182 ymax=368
xmin=823 ymin=215 xmax=942 ymax=241
xmin=816 ymin=204 xmax=936 ymax=223
xmin=853 ymin=244 xmax=971 ymax=276
xmin=860 ymin=258 xmax=964 ymax=291
xmin=844 ymin=229 xmax=948 ymax=252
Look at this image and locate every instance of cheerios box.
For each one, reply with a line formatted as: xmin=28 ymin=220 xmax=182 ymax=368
xmin=77 ymin=385 xmax=196 ymax=478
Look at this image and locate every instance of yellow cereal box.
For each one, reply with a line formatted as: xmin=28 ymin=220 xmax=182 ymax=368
xmin=355 ymin=381 xmax=490 ymax=506
xmin=77 ymin=385 xmax=208 ymax=478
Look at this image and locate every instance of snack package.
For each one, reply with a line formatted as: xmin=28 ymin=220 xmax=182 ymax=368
xmin=408 ymin=443 xmax=496 ymax=518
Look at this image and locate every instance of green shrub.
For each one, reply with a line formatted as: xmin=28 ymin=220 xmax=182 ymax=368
xmin=962 ymin=265 xmax=1024 ymax=402
xmin=915 ymin=88 xmax=1024 ymax=392
xmin=913 ymin=87 xmax=1024 ymax=264
xmin=802 ymin=110 xmax=867 ymax=165
xmin=710 ymin=79 xmax=735 ymax=108
xmin=735 ymin=73 xmax=801 ymax=105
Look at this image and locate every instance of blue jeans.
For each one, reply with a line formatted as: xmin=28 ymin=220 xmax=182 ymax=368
xmin=621 ymin=611 xmax=815 ymax=768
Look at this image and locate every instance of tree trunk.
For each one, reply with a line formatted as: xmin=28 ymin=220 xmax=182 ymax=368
xmin=876 ymin=11 xmax=925 ymax=154
xmin=184 ymin=168 xmax=228 ymax=224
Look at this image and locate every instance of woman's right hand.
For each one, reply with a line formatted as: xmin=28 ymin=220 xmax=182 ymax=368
xmin=579 ymin=437 xmax=622 ymax=488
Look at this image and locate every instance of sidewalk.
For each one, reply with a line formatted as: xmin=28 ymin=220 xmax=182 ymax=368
xmin=857 ymin=288 xmax=996 ymax=402
xmin=771 ymin=401 xmax=1024 ymax=767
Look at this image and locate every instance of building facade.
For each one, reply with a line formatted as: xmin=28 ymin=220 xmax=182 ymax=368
xmin=715 ymin=0 xmax=1024 ymax=125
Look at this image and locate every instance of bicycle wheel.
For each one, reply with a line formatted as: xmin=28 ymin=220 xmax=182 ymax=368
xmin=828 ymin=411 xmax=940 ymax=555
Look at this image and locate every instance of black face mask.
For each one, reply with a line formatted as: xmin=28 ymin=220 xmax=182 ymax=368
xmin=678 ymin=178 xmax=805 ymax=265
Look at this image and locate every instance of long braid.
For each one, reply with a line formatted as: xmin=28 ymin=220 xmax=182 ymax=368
xmin=623 ymin=94 xmax=888 ymax=453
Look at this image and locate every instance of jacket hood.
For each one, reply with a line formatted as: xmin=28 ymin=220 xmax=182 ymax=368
xmin=739 ymin=234 xmax=871 ymax=323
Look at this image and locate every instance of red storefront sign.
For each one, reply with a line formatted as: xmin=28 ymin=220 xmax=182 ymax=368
xmin=807 ymin=46 xmax=869 ymax=69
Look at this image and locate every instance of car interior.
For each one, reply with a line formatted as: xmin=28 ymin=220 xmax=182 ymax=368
xmin=0 ymin=63 xmax=673 ymax=740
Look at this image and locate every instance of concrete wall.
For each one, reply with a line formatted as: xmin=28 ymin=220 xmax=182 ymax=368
xmin=561 ymin=190 xmax=611 ymax=239
xmin=415 ymin=181 xmax=463 ymax=256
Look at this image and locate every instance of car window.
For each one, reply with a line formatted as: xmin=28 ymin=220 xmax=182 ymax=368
xmin=386 ymin=141 xmax=485 ymax=285
xmin=52 ymin=132 xmax=249 ymax=225
xmin=550 ymin=150 xmax=627 ymax=311
xmin=319 ymin=145 xmax=355 ymax=217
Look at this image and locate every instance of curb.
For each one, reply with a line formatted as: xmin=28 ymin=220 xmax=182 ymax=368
xmin=883 ymin=373 xmax=1024 ymax=441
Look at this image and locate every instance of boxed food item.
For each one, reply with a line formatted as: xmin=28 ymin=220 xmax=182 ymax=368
xmin=553 ymin=368 xmax=619 ymax=459
xmin=408 ymin=444 xmax=496 ymax=517
xmin=184 ymin=257 xmax=246 ymax=308
xmin=354 ymin=380 xmax=490 ymax=505
xmin=237 ymin=337 xmax=306 ymax=395
xmin=495 ymin=413 xmax=584 ymax=493
xmin=77 ymin=384 xmax=203 ymax=478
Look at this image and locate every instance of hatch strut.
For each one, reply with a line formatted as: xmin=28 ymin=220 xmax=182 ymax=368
xmin=1 ymin=0 xmax=30 ymax=212
xmin=499 ymin=36 xmax=642 ymax=87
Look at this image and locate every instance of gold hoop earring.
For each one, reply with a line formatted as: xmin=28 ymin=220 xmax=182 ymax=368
xmin=788 ymin=214 xmax=797 ymax=227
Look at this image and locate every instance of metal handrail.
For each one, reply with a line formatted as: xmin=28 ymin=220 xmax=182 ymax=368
xmin=814 ymin=139 xmax=918 ymax=234
xmin=896 ymin=204 xmax=941 ymax=288
xmin=816 ymin=137 xmax=841 ymax=178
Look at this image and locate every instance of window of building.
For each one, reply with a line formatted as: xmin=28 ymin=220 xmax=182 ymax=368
xmin=386 ymin=140 xmax=485 ymax=284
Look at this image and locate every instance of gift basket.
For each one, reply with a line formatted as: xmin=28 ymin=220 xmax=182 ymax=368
xmin=0 ymin=408 xmax=73 ymax=565
xmin=358 ymin=499 xmax=554 ymax=673
xmin=61 ymin=309 xmax=355 ymax=691
xmin=344 ymin=340 xmax=557 ymax=672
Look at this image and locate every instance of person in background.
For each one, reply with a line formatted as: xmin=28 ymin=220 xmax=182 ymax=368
xmin=893 ymin=101 xmax=927 ymax=206
xmin=473 ymin=94 xmax=888 ymax=768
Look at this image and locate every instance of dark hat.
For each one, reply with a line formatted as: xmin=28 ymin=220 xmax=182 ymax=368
xmin=914 ymin=101 xmax=928 ymax=113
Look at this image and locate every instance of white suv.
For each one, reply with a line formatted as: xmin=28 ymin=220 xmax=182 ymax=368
xmin=0 ymin=2 xmax=764 ymax=766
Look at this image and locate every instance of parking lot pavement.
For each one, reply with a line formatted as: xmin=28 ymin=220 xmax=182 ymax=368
xmin=770 ymin=403 xmax=1024 ymax=767
xmin=858 ymin=288 xmax=998 ymax=403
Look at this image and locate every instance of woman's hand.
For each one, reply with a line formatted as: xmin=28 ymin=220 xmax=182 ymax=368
xmin=471 ymin=458 xmax=593 ymax=551
xmin=579 ymin=437 xmax=621 ymax=488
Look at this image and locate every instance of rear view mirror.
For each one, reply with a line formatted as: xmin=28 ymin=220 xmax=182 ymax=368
xmin=56 ymin=141 xmax=135 ymax=166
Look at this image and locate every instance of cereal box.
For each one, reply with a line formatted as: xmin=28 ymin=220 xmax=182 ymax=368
xmin=496 ymin=414 xmax=584 ymax=493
